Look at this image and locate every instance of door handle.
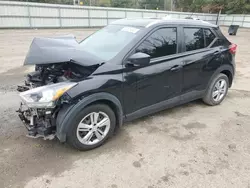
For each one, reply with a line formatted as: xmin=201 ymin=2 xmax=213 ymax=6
xmin=213 ymin=51 xmax=221 ymax=55
xmin=170 ymin=65 xmax=183 ymax=72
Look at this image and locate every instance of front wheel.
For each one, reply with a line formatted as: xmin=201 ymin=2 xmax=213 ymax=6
xmin=67 ymin=104 xmax=116 ymax=150
xmin=203 ymin=73 xmax=229 ymax=106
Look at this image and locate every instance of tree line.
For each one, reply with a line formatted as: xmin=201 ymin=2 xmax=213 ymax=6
xmin=7 ymin=0 xmax=250 ymax=13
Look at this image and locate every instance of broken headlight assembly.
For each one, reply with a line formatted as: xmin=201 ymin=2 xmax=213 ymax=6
xmin=19 ymin=82 xmax=77 ymax=108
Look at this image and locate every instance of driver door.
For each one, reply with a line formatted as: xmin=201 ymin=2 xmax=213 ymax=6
xmin=123 ymin=27 xmax=183 ymax=119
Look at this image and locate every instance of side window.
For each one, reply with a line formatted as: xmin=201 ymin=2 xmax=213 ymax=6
xmin=212 ymin=39 xmax=225 ymax=47
xmin=184 ymin=28 xmax=204 ymax=51
xmin=136 ymin=28 xmax=177 ymax=58
xmin=204 ymin=29 xmax=216 ymax=47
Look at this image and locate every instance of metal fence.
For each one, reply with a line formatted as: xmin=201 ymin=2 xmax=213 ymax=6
xmin=0 ymin=1 xmax=218 ymax=28
xmin=219 ymin=14 xmax=250 ymax=28
xmin=0 ymin=1 xmax=250 ymax=28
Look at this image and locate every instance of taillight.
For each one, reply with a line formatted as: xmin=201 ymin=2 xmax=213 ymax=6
xmin=229 ymin=43 xmax=237 ymax=54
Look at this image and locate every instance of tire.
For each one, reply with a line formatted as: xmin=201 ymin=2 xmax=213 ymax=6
xmin=203 ymin=73 xmax=229 ymax=106
xmin=66 ymin=104 xmax=116 ymax=151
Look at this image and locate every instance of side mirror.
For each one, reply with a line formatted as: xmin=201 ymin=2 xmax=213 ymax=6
xmin=127 ymin=52 xmax=150 ymax=66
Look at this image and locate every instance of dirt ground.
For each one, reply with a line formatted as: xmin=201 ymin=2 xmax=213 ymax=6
xmin=0 ymin=27 xmax=250 ymax=188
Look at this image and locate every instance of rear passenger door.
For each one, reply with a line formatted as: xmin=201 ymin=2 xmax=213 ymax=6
xmin=181 ymin=27 xmax=221 ymax=95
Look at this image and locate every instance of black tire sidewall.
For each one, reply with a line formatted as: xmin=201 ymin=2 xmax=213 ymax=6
xmin=67 ymin=104 xmax=116 ymax=150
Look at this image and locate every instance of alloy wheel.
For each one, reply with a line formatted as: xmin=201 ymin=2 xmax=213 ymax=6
xmin=212 ymin=79 xmax=227 ymax=102
xmin=76 ymin=111 xmax=111 ymax=145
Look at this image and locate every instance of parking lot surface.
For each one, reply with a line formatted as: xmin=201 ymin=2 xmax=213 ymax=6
xmin=0 ymin=27 xmax=250 ymax=188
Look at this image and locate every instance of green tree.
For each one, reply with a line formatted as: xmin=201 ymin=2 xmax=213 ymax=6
xmin=175 ymin=0 xmax=194 ymax=11
xmin=98 ymin=0 xmax=111 ymax=6
xmin=203 ymin=0 xmax=250 ymax=13
xmin=225 ymin=0 xmax=250 ymax=13
xmin=110 ymin=0 xmax=133 ymax=8
xmin=139 ymin=0 xmax=164 ymax=10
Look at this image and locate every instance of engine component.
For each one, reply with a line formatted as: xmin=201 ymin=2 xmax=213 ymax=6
xmin=17 ymin=62 xmax=98 ymax=91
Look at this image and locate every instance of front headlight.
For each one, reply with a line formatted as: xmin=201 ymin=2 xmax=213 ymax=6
xmin=19 ymin=82 xmax=77 ymax=108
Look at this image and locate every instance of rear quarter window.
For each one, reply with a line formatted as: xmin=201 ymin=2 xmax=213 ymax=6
xmin=213 ymin=27 xmax=231 ymax=46
xmin=212 ymin=39 xmax=224 ymax=47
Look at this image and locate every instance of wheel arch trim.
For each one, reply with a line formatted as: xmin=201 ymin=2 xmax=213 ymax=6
xmin=56 ymin=92 xmax=123 ymax=142
xmin=207 ymin=64 xmax=234 ymax=90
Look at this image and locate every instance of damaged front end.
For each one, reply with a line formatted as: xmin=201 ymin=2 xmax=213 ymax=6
xmin=17 ymin=82 xmax=77 ymax=139
xmin=17 ymin=103 xmax=57 ymax=140
xmin=17 ymin=35 xmax=103 ymax=140
xmin=17 ymin=34 xmax=103 ymax=92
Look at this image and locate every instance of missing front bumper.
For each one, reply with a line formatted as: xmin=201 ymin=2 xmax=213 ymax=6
xmin=17 ymin=102 xmax=56 ymax=140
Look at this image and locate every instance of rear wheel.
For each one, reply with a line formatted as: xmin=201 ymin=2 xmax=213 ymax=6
xmin=67 ymin=104 xmax=116 ymax=150
xmin=203 ymin=73 xmax=229 ymax=106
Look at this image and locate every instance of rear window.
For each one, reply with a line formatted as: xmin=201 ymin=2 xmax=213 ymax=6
xmin=184 ymin=28 xmax=204 ymax=51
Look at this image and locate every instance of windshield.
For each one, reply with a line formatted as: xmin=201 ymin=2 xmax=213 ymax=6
xmin=79 ymin=25 xmax=141 ymax=61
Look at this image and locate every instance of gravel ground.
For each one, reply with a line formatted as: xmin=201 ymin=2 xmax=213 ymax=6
xmin=0 ymin=27 xmax=250 ymax=188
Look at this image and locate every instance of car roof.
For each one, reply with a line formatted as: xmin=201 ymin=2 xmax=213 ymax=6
xmin=111 ymin=18 xmax=217 ymax=28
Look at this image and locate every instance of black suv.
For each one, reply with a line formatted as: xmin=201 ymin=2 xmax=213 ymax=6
xmin=17 ymin=18 xmax=236 ymax=150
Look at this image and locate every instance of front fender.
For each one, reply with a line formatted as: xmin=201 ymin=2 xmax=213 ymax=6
xmin=67 ymin=72 xmax=123 ymax=100
xmin=56 ymin=92 xmax=123 ymax=142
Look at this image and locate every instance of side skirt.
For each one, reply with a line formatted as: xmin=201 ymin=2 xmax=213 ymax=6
xmin=124 ymin=90 xmax=205 ymax=122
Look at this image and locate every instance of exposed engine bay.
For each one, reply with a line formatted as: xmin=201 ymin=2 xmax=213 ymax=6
xmin=17 ymin=35 xmax=103 ymax=140
xmin=17 ymin=62 xmax=97 ymax=92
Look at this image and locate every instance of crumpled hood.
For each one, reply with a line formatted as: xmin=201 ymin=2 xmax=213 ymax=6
xmin=24 ymin=35 xmax=104 ymax=66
